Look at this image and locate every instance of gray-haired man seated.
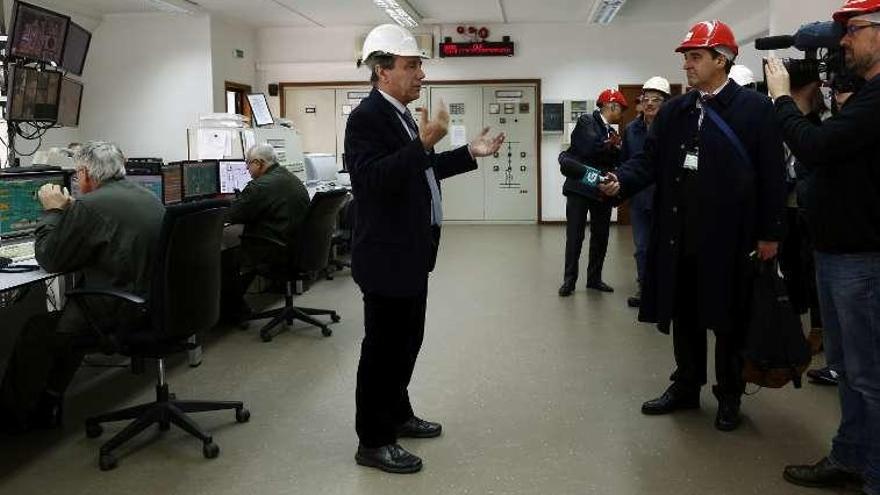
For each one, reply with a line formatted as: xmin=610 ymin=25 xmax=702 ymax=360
xmin=220 ymin=144 xmax=310 ymax=322
xmin=0 ymin=141 xmax=165 ymax=433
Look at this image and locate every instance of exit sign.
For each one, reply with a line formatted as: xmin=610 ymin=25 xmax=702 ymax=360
xmin=439 ymin=41 xmax=515 ymax=58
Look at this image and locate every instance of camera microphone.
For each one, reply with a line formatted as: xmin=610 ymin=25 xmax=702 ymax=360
xmin=755 ymin=35 xmax=795 ymax=50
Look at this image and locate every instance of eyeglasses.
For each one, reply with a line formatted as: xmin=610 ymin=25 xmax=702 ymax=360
xmin=844 ymin=21 xmax=880 ymax=36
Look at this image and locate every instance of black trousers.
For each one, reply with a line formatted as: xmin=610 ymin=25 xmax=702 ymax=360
xmin=355 ymin=290 xmax=427 ymax=448
xmin=779 ymin=207 xmax=822 ymax=329
xmin=0 ymin=311 xmax=87 ymax=428
xmin=220 ymin=246 xmax=257 ymax=320
xmin=563 ymin=194 xmax=612 ymax=285
xmin=669 ymin=256 xmax=745 ymax=398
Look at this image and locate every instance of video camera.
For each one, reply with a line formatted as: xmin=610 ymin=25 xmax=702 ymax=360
xmin=755 ymin=21 xmax=846 ymax=88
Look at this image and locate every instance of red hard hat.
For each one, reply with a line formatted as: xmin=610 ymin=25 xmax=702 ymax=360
xmin=597 ymin=88 xmax=628 ymax=109
xmin=833 ymin=0 xmax=880 ymax=23
xmin=676 ymin=20 xmax=739 ymax=57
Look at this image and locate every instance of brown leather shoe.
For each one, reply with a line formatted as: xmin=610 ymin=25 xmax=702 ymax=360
xmin=355 ymin=444 xmax=422 ymax=474
xmin=396 ymin=416 xmax=442 ymax=439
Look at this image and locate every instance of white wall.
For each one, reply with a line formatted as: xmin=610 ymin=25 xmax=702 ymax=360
xmin=210 ymin=16 xmax=258 ymax=113
xmin=78 ymin=13 xmax=213 ymax=162
xmin=257 ymin=21 xmax=690 ymax=221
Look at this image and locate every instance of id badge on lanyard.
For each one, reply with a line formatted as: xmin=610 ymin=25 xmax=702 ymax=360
xmin=683 ymin=149 xmax=699 ymax=171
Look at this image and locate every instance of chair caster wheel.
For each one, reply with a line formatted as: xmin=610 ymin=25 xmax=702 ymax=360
xmin=330 ymin=313 xmax=341 ymax=323
xmin=86 ymin=423 xmax=103 ymax=439
xmin=203 ymin=442 xmax=220 ymax=459
xmin=235 ymin=408 xmax=251 ymax=423
xmin=321 ymin=328 xmax=332 ymax=337
xmin=260 ymin=332 xmax=272 ymax=342
xmin=99 ymin=453 xmax=117 ymax=471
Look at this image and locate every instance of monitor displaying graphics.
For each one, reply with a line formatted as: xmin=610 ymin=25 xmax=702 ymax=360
xmin=219 ymin=160 xmax=251 ymax=194
xmin=0 ymin=171 xmax=68 ymax=238
xmin=162 ymin=164 xmax=183 ymax=204
xmin=7 ymin=65 xmax=62 ymax=122
xmin=247 ymin=93 xmax=274 ymax=126
xmin=127 ymin=175 xmax=163 ymax=203
xmin=182 ymin=161 xmax=219 ymax=200
xmin=9 ymin=1 xmax=70 ymax=66
xmin=57 ymin=77 xmax=83 ymax=127
xmin=61 ymin=22 xmax=91 ymax=76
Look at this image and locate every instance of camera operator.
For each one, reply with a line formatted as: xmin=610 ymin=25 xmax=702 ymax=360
xmin=765 ymin=1 xmax=880 ymax=493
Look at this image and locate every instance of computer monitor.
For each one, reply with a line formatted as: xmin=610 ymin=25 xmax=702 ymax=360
xmin=6 ymin=65 xmax=62 ymax=123
xmin=218 ymin=160 xmax=251 ymax=194
xmin=304 ymin=153 xmax=338 ymax=182
xmin=57 ymin=77 xmax=83 ymax=127
xmin=182 ymin=160 xmax=219 ymax=200
xmin=9 ymin=1 xmax=70 ymax=66
xmin=127 ymin=175 xmax=164 ymax=203
xmin=61 ymin=22 xmax=91 ymax=76
xmin=162 ymin=163 xmax=183 ymax=205
xmin=0 ymin=171 xmax=69 ymax=239
xmin=247 ymin=93 xmax=274 ymax=127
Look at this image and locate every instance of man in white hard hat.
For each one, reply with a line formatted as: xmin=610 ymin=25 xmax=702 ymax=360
xmin=620 ymin=76 xmax=670 ymax=308
xmin=346 ymin=23 xmax=504 ymax=474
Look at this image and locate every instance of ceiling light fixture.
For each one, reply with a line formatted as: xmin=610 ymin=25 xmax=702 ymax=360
xmin=146 ymin=0 xmax=196 ymax=15
xmin=588 ymin=0 xmax=627 ymax=25
xmin=372 ymin=0 xmax=421 ymax=28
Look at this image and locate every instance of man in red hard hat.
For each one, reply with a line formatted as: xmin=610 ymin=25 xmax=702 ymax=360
xmin=600 ymin=20 xmax=785 ymax=431
xmin=766 ymin=1 xmax=880 ymax=492
xmin=557 ymin=88 xmax=627 ymax=296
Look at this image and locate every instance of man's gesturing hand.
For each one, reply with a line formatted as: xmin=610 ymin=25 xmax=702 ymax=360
xmin=468 ymin=127 xmax=505 ymax=157
xmin=418 ymin=101 xmax=449 ymax=150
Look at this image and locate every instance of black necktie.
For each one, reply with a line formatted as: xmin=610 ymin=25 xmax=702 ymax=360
xmin=400 ymin=108 xmax=419 ymax=138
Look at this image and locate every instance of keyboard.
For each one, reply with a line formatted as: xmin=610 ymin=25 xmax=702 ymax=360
xmin=0 ymin=241 xmax=36 ymax=262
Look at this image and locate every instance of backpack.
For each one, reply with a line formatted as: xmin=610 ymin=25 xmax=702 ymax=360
xmin=741 ymin=259 xmax=812 ymax=388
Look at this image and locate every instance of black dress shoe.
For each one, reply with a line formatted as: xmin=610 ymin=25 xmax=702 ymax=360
xmin=807 ymin=367 xmax=840 ymax=386
xmin=396 ymin=416 xmax=442 ymax=439
xmin=355 ymin=443 xmax=423 ymax=474
xmin=586 ymin=281 xmax=614 ymax=293
xmin=627 ymin=295 xmax=641 ymax=307
xmin=558 ymin=282 xmax=575 ymax=297
xmin=715 ymin=400 xmax=742 ymax=432
xmin=641 ymin=386 xmax=700 ymax=415
xmin=783 ymin=457 xmax=863 ymax=488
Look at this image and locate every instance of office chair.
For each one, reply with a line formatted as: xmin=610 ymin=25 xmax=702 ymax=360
xmin=327 ymin=197 xmax=353 ymax=275
xmin=243 ymin=189 xmax=349 ymax=342
xmin=68 ymin=199 xmax=249 ymax=471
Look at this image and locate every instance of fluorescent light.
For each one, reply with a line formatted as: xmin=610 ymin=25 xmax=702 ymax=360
xmin=372 ymin=0 xmax=421 ymax=28
xmin=147 ymin=0 xmax=195 ymax=14
xmin=588 ymin=0 xmax=626 ymax=25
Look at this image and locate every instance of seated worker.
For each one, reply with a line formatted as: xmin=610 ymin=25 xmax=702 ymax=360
xmin=220 ymin=144 xmax=310 ymax=321
xmin=0 ymin=141 xmax=165 ymax=432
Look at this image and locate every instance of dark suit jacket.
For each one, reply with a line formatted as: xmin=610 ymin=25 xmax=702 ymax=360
xmin=614 ymin=81 xmax=785 ymax=333
xmin=345 ymin=88 xmax=477 ymax=297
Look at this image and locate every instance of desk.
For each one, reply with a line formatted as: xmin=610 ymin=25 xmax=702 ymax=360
xmin=0 ymin=262 xmax=57 ymax=292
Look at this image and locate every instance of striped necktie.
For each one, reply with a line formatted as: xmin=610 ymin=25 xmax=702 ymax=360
xmin=399 ymin=108 xmax=443 ymax=226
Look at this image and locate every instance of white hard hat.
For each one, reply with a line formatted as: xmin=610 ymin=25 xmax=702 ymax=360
xmin=729 ymin=65 xmax=755 ymax=86
xmin=361 ymin=23 xmax=426 ymax=62
xmin=642 ymin=76 xmax=671 ymax=96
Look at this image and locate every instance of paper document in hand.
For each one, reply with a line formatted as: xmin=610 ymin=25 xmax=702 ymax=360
xmin=450 ymin=125 xmax=467 ymax=147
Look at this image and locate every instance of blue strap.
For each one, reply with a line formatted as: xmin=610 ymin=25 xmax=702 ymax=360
xmin=703 ymin=105 xmax=751 ymax=168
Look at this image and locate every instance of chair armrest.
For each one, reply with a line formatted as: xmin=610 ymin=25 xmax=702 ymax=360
xmin=239 ymin=233 xmax=288 ymax=249
xmin=66 ymin=288 xmax=147 ymax=306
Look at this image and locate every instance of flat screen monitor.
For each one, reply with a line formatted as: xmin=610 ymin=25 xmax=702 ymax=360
xmin=304 ymin=153 xmax=338 ymax=182
xmin=7 ymin=65 xmax=62 ymax=122
xmin=127 ymin=175 xmax=164 ymax=203
xmin=0 ymin=171 xmax=68 ymax=239
xmin=57 ymin=77 xmax=83 ymax=127
xmin=162 ymin=164 xmax=183 ymax=205
xmin=61 ymin=22 xmax=91 ymax=76
xmin=182 ymin=160 xmax=219 ymax=200
xmin=9 ymin=1 xmax=70 ymax=66
xmin=247 ymin=93 xmax=274 ymax=126
xmin=219 ymin=160 xmax=251 ymax=194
